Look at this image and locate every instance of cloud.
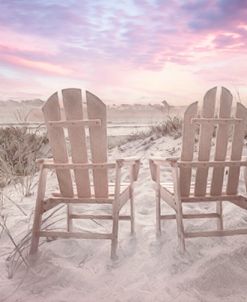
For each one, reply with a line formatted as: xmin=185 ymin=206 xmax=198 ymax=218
xmin=1 ymin=0 xmax=247 ymax=70
xmin=184 ymin=0 xmax=247 ymax=31
xmin=1 ymin=54 xmax=72 ymax=76
xmin=0 ymin=0 xmax=247 ymax=102
xmin=0 ymin=27 xmax=58 ymax=56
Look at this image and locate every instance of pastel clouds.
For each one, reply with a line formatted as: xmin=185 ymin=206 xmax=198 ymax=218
xmin=0 ymin=0 xmax=246 ymax=103
xmin=0 ymin=27 xmax=59 ymax=55
xmin=2 ymin=55 xmax=72 ymax=76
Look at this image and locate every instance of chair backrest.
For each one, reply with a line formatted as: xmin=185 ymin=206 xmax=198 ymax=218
xmin=180 ymin=87 xmax=247 ymax=197
xmin=42 ymin=88 xmax=108 ymax=198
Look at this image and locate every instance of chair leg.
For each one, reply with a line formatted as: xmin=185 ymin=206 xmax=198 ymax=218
xmin=30 ymin=167 xmax=47 ymax=256
xmin=130 ymin=186 xmax=135 ymax=235
xmin=111 ymin=210 xmax=119 ymax=259
xmin=216 ymin=201 xmax=223 ymax=230
xmin=156 ymin=187 xmax=161 ymax=236
xmin=67 ymin=204 xmax=73 ymax=232
xmin=30 ymin=208 xmax=43 ymax=256
xmin=176 ymin=202 xmax=185 ymax=253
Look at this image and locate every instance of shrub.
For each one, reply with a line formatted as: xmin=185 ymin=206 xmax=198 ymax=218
xmin=123 ymin=116 xmax=183 ymax=145
xmin=149 ymin=116 xmax=182 ymax=138
xmin=0 ymin=127 xmax=49 ymax=195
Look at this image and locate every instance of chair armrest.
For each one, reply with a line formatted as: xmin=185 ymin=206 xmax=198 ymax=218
xmin=149 ymin=157 xmax=179 ymax=181
xmin=149 ymin=157 xmax=179 ymax=167
xmin=36 ymin=158 xmax=116 ymax=170
xmin=116 ymin=157 xmax=140 ymax=166
xmin=116 ymin=158 xmax=141 ymax=181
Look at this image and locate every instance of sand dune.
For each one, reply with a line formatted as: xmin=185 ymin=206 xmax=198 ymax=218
xmin=1 ymin=135 xmax=247 ymax=301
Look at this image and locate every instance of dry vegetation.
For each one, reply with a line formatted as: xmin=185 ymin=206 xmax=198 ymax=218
xmin=0 ymin=127 xmax=49 ymax=196
xmin=125 ymin=116 xmax=182 ymax=143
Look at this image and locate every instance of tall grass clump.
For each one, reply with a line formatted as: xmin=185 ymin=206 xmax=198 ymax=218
xmin=149 ymin=116 xmax=182 ymax=138
xmin=0 ymin=126 xmax=49 ymax=196
xmin=125 ymin=116 xmax=183 ymax=144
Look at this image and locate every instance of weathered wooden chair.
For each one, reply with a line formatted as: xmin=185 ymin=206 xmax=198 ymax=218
xmin=150 ymin=87 xmax=247 ymax=251
xmin=30 ymin=89 xmax=140 ymax=259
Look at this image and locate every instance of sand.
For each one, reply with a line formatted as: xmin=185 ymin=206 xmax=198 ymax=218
xmin=1 ymin=135 xmax=247 ymax=302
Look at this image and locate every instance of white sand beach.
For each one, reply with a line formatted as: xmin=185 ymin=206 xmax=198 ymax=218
xmin=1 ymin=134 xmax=247 ymax=302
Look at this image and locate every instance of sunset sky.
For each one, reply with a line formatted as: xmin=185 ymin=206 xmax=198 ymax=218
xmin=0 ymin=0 xmax=247 ymax=104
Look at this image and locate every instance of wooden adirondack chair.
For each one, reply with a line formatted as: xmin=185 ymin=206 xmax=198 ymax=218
xmin=150 ymin=87 xmax=247 ymax=251
xmin=29 ymin=89 xmax=140 ymax=259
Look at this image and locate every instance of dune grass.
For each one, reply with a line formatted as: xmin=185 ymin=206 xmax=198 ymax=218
xmin=0 ymin=126 xmax=49 ymax=196
xmin=125 ymin=116 xmax=182 ymax=144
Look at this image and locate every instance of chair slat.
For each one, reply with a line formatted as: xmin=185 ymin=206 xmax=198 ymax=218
xmin=48 ymin=119 xmax=101 ymax=127
xmin=192 ymin=118 xmax=242 ymax=125
xmin=180 ymin=102 xmax=198 ymax=197
xmin=86 ymin=91 xmax=108 ymax=198
xmin=194 ymin=87 xmax=216 ymax=196
xmin=227 ymin=102 xmax=247 ymax=194
xmin=62 ymin=88 xmax=91 ymax=197
xmin=211 ymin=87 xmax=232 ymax=195
xmin=42 ymin=92 xmax=73 ymax=197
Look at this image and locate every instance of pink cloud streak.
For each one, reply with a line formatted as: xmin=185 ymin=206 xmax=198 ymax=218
xmin=1 ymin=54 xmax=72 ymax=76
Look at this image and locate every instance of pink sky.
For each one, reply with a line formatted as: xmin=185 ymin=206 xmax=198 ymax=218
xmin=0 ymin=0 xmax=247 ymax=104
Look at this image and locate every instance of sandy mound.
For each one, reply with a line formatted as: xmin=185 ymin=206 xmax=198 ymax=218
xmin=1 ymin=136 xmax=247 ymax=301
